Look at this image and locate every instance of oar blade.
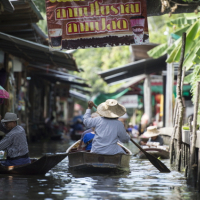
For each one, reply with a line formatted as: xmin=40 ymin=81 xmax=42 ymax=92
xmin=130 ymin=138 xmax=170 ymax=173
xmin=144 ymin=152 xmax=170 ymax=173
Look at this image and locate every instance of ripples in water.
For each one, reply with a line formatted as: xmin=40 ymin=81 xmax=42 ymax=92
xmin=0 ymin=140 xmax=199 ymax=200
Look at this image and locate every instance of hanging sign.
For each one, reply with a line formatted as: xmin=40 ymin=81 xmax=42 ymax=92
xmin=118 ymin=95 xmax=138 ymax=108
xmin=45 ymin=0 xmax=149 ymax=50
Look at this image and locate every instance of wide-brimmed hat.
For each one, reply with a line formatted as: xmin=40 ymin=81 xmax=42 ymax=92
xmin=1 ymin=112 xmax=19 ymax=123
xmin=97 ymin=99 xmax=126 ymax=118
xmin=142 ymin=126 xmax=160 ymax=138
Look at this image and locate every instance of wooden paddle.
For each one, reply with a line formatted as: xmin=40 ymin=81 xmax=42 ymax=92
xmin=129 ymin=138 xmax=170 ymax=173
xmin=92 ymin=103 xmax=170 ymax=173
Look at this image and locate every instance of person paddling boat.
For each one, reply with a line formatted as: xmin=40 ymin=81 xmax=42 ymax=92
xmin=83 ymin=99 xmax=130 ymax=155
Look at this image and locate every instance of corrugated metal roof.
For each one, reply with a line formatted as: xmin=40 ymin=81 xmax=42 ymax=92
xmin=0 ymin=32 xmax=78 ymax=71
xmin=69 ymin=90 xmax=89 ymax=102
xmin=1 ymin=0 xmax=14 ymax=12
xmin=98 ymin=55 xmax=167 ymax=84
xmin=32 ymin=72 xmax=90 ymax=88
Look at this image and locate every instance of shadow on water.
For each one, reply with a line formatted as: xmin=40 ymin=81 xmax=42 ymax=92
xmin=0 ymin=140 xmax=200 ymax=200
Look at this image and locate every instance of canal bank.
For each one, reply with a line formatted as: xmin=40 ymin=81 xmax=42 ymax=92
xmin=0 ymin=139 xmax=199 ymax=200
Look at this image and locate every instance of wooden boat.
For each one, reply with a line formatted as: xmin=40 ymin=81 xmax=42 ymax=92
xmin=66 ymin=140 xmax=132 ymax=172
xmin=0 ymin=153 xmax=68 ymax=175
xmin=136 ymin=147 xmax=169 ymax=159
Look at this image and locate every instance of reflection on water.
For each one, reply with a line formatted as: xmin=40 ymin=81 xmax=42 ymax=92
xmin=0 ymin=140 xmax=199 ymax=200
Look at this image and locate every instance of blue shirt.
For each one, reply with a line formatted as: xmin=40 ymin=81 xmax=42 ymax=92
xmin=83 ymin=132 xmax=95 ymax=150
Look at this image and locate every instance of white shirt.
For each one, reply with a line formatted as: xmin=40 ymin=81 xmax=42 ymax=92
xmin=83 ymin=109 xmax=130 ymax=155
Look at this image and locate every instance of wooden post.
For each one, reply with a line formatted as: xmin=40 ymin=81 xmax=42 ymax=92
xmin=176 ymin=32 xmax=186 ymax=152
xmin=185 ymin=165 xmax=188 ymax=178
xmin=176 ymin=149 xmax=182 ymax=171
xmin=166 ymin=37 xmax=174 ymax=127
xmin=144 ymin=75 xmax=152 ymax=123
xmin=170 ymin=125 xmax=177 ymax=164
xmin=190 ymin=82 xmax=200 ymax=167
xmin=170 ymin=33 xmax=186 ymax=167
xmin=188 ymin=81 xmax=200 ymax=186
xmin=198 ymin=148 xmax=200 ymax=189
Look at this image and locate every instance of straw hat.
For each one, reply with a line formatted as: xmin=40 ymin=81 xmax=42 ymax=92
xmin=1 ymin=112 xmax=19 ymax=123
xmin=97 ymin=99 xmax=126 ymax=118
xmin=143 ymin=126 xmax=160 ymax=138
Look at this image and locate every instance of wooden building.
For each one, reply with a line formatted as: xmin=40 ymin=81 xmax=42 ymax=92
xmin=0 ymin=0 xmax=90 ymax=141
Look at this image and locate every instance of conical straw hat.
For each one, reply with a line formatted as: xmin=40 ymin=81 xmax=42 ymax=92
xmin=143 ymin=126 xmax=160 ymax=138
xmin=97 ymin=99 xmax=126 ymax=118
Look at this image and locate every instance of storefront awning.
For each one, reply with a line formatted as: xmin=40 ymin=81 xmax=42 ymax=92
xmin=33 ymin=73 xmax=90 ymax=88
xmin=28 ymin=64 xmax=84 ymax=81
xmin=0 ymin=32 xmax=78 ymax=71
xmin=69 ymin=90 xmax=89 ymax=102
xmin=98 ymin=55 xmax=167 ymax=84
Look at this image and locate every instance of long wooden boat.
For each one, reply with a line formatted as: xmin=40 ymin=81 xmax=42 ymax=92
xmin=66 ymin=140 xmax=132 ymax=172
xmin=0 ymin=153 xmax=68 ymax=175
xmin=136 ymin=147 xmax=169 ymax=159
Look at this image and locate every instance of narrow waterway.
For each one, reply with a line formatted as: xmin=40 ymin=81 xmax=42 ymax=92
xmin=0 ymin=139 xmax=199 ymax=200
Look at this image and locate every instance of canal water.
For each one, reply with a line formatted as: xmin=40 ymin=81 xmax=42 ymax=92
xmin=0 ymin=139 xmax=199 ymax=200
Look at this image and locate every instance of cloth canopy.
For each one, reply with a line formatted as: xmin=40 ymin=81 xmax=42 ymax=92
xmin=0 ymin=85 xmax=9 ymax=99
xmin=93 ymin=88 xmax=129 ymax=106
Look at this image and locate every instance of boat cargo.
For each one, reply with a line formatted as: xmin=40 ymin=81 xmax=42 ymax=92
xmin=136 ymin=146 xmax=169 ymax=159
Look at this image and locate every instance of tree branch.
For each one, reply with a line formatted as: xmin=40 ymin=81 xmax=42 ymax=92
xmin=147 ymin=0 xmax=198 ymax=16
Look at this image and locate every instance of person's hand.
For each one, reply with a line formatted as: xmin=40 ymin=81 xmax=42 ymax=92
xmin=88 ymin=101 xmax=94 ymax=109
xmin=140 ymin=141 xmax=146 ymax=145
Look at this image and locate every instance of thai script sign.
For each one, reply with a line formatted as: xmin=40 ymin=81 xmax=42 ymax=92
xmin=45 ymin=0 xmax=149 ymax=50
xmin=118 ymin=95 xmax=138 ymax=108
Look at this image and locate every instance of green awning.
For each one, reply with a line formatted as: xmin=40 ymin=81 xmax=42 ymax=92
xmin=93 ymin=88 xmax=129 ymax=106
xmin=138 ymin=85 xmax=191 ymax=96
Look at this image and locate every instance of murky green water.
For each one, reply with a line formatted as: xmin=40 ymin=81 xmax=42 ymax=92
xmin=0 ymin=139 xmax=199 ymax=200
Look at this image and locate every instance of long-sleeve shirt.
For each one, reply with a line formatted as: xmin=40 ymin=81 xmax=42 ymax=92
xmin=83 ymin=109 xmax=130 ymax=155
xmin=0 ymin=125 xmax=29 ymax=158
xmin=148 ymin=135 xmax=164 ymax=145
xmin=0 ymin=122 xmax=9 ymax=134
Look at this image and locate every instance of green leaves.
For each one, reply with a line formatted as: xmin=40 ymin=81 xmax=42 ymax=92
xmin=166 ymin=17 xmax=197 ymax=28
xmin=147 ymin=43 xmax=168 ymax=59
xmin=184 ymin=73 xmax=193 ymax=84
xmin=183 ymin=40 xmax=200 ymax=70
xmin=167 ymin=19 xmax=200 ymax=63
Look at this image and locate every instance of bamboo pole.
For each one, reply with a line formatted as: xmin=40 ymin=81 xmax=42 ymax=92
xmin=190 ymin=82 xmax=200 ymax=175
xmin=170 ymin=125 xmax=177 ymax=164
xmin=198 ymin=148 xmax=200 ymax=190
xmin=176 ymin=32 xmax=186 ymax=152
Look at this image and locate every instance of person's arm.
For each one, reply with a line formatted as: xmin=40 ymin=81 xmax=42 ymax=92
xmin=0 ymin=134 xmax=12 ymax=150
xmin=159 ymin=136 xmax=164 ymax=145
xmin=118 ymin=123 xmax=130 ymax=143
xmin=83 ymin=101 xmax=99 ymax=128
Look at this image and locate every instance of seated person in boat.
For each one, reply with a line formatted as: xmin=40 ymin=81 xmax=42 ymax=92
xmin=140 ymin=126 xmax=163 ymax=146
xmin=0 ymin=112 xmax=31 ymax=166
xmin=83 ymin=99 xmax=130 ymax=155
xmin=82 ymin=128 xmax=95 ymax=151
xmin=78 ymin=112 xmax=99 ymax=150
